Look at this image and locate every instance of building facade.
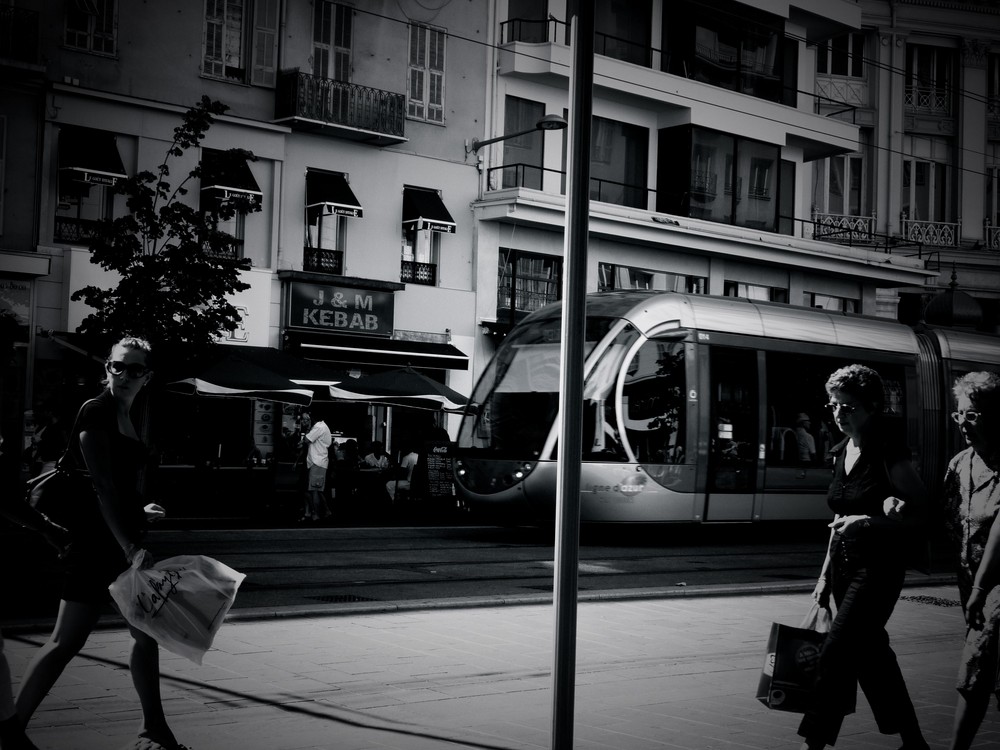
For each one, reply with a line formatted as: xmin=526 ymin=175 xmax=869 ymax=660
xmin=0 ymin=1 xmax=996 ymax=500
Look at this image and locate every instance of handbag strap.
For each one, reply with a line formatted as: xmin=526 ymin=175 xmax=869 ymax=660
xmin=54 ymin=398 xmax=100 ymax=474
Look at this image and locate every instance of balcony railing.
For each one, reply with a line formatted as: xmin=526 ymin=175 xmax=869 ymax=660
xmin=486 ymin=163 xmax=652 ymax=210
xmin=901 ymin=213 xmax=961 ymax=247
xmin=904 ymin=86 xmax=953 ymax=117
xmin=400 ymin=259 xmax=436 ymax=286
xmin=304 ymin=246 xmax=343 ymax=275
xmin=54 ymin=216 xmax=99 ymax=245
xmin=275 ymin=70 xmax=406 ymax=145
xmin=0 ymin=6 xmax=39 ymax=65
xmin=985 ymin=220 xmax=1000 ymax=251
xmin=813 ymin=212 xmax=876 ymax=243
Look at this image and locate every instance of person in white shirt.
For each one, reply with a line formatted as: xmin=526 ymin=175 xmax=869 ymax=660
xmin=387 ymin=444 xmax=419 ymax=502
xmin=301 ymin=414 xmax=332 ymax=522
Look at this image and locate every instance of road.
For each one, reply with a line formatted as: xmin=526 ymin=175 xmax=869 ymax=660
xmin=1 ymin=520 xmax=956 ymax=628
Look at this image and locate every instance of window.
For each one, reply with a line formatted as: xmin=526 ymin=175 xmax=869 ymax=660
xmin=592 ymin=0 xmax=652 ymax=66
xmin=621 ymin=337 xmax=686 ymax=467
xmin=902 ymin=153 xmax=954 ymax=223
xmin=501 ymin=96 xmax=544 ymax=190
xmin=990 ymin=53 xmax=1000 ymax=117
xmin=407 ymin=24 xmax=445 ymax=123
xmin=587 ymin=117 xmax=648 ymax=209
xmin=313 ymin=1 xmax=352 ymax=80
xmin=0 ymin=117 xmax=5 ymax=235
xmin=658 ymin=125 xmax=781 ymax=231
xmin=806 ymin=293 xmax=858 ymax=313
xmin=401 ymin=186 xmax=454 ymax=286
xmin=724 ymin=281 xmax=788 ymax=303
xmin=497 ymin=249 xmax=562 ymax=324
xmin=598 ymin=263 xmax=706 ymax=294
xmin=814 ymin=131 xmax=871 ymax=217
xmin=54 ymin=127 xmax=127 ymax=245
xmin=505 ymin=0 xmax=548 ymax=43
xmin=65 ymin=0 xmax=116 ymax=55
xmin=816 ymin=32 xmax=865 ymax=78
xmin=203 ymin=0 xmax=279 ymax=86
xmin=905 ymin=44 xmax=955 ymax=116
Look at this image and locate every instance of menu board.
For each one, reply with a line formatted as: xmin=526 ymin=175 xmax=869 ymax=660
xmin=423 ymin=440 xmax=454 ymax=498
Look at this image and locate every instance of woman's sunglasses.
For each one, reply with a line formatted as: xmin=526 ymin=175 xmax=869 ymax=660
xmin=826 ymin=402 xmax=858 ymax=415
xmin=951 ymin=410 xmax=980 ymax=426
xmin=106 ymin=360 xmax=150 ymax=378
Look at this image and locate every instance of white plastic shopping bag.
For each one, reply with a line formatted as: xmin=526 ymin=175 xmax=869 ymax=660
xmin=109 ymin=550 xmax=246 ymax=664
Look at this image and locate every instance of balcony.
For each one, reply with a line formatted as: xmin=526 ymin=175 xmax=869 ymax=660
xmin=304 ymin=247 xmax=343 ymax=275
xmin=904 ymin=86 xmax=953 ymax=118
xmin=400 ymin=259 xmax=436 ymax=286
xmin=812 ymin=212 xmax=876 ymax=244
xmin=986 ymin=220 xmax=1000 ymax=251
xmin=0 ymin=6 xmax=39 ymax=66
xmin=274 ymin=70 xmax=407 ymax=147
xmin=901 ymin=213 xmax=961 ymax=248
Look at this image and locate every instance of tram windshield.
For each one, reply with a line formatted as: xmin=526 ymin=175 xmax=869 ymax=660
xmin=458 ymin=315 xmax=627 ymax=459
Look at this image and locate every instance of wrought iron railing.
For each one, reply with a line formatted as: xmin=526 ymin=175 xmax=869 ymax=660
xmin=812 ymin=212 xmax=876 ymax=243
xmin=486 ymin=163 xmax=651 ymax=210
xmin=0 ymin=6 xmax=38 ymax=64
xmin=304 ymin=247 xmax=343 ymax=274
xmin=400 ymin=259 xmax=436 ymax=285
xmin=904 ymin=85 xmax=953 ymax=117
xmin=901 ymin=213 xmax=961 ymax=247
xmin=985 ymin=220 xmax=1000 ymax=251
xmin=275 ymin=70 xmax=405 ymax=139
xmin=53 ymin=217 xmax=99 ymax=245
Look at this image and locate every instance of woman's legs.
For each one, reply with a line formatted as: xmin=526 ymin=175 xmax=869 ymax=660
xmin=15 ymin=599 xmax=100 ymax=727
xmin=948 ymin=686 xmax=992 ymax=750
xmin=127 ymin=626 xmax=176 ymax=748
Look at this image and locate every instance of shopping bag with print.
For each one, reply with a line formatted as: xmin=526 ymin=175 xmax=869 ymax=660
xmin=756 ymin=618 xmax=826 ymax=713
xmin=109 ymin=551 xmax=246 ymax=665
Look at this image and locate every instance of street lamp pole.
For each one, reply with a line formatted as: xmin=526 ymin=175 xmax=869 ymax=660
xmin=551 ymin=1 xmax=594 ymax=749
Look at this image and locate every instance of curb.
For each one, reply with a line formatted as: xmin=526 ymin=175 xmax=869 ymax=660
xmin=1 ymin=574 xmax=957 ymax=635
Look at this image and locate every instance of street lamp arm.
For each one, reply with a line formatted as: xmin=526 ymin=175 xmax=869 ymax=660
xmin=466 ymin=114 xmax=567 ymax=155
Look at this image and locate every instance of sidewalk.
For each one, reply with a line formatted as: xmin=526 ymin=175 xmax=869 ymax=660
xmin=5 ymin=583 xmax=997 ymax=750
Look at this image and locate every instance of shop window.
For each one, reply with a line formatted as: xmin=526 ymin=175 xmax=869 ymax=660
xmin=312 ymin=1 xmax=352 ymax=80
xmin=65 ymin=0 xmax=117 ymax=55
xmin=724 ymin=280 xmax=787 ymax=303
xmin=407 ymin=23 xmax=445 ymax=123
xmin=598 ymin=263 xmax=706 ymax=294
xmin=203 ymin=0 xmax=279 ymax=86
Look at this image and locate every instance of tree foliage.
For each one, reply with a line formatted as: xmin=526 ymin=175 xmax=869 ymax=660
xmin=72 ymin=96 xmax=259 ymax=370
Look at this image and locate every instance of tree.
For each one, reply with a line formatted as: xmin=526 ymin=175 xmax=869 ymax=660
xmin=72 ymin=96 xmax=259 ymax=370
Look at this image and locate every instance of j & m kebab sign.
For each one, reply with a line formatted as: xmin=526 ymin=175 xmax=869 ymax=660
xmin=286 ymin=281 xmax=394 ymax=336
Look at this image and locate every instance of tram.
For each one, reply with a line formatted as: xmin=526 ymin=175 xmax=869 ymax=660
xmin=453 ymin=291 xmax=1000 ymax=524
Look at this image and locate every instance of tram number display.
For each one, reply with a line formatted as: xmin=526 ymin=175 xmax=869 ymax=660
xmin=423 ymin=440 xmax=454 ymax=498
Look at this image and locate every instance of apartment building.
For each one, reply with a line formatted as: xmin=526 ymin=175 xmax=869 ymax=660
xmin=0 ymin=0 xmax=996 ymax=494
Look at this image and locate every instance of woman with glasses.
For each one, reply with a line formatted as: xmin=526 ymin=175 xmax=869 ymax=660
xmin=14 ymin=336 xmax=186 ymax=750
xmin=944 ymin=370 xmax=1000 ymax=750
xmin=798 ymin=364 xmax=930 ymax=750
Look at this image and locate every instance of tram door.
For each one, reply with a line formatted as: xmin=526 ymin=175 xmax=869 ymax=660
xmin=706 ymin=347 xmax=761 ymax=520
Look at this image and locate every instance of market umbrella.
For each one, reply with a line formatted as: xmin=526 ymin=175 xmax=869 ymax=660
xmin=167 ymin=354 xmax=314 ymax=406
xmin=328 ymin=366 xmax=467 ymax=412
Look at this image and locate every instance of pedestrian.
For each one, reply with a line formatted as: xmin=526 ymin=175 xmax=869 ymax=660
xmin=13 ymin=336 xmax=185 ymax=750
xmin=0 ymin=456 xmax=71 ymax=750
xmin=386 ymin=441 xmax=419 ymax=503
xmin=799 ymin=363 xmax=930 ymax=750
xmin=300 ymin=413 xmax=332 ymax=522
xmin=942 ymin=370 xmax=1000 ymax=750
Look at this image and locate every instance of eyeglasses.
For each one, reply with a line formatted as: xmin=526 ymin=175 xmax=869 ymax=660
xmin=951 ymin=410 xmax=981 ymax=425
xmin=106 ymin=360 xmax=150 ymax=378
xmin=826 ymin=402 xmax=858 ymax=415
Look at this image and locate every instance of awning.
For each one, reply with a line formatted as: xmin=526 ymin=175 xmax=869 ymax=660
xmin=58 ymin=127 xmax=127 ymax=186
xmin=306 ymin=170 xmax=363 ymax=219
xmin=201 ymin=149 xmax=263 ymax=208
xmin=329 ymin=366 xmax=468 ymax=412
xmin=218 ymin=344 xmax=344 ymax=387
xmin=289 ymin=331 xmax=468 ymax=370
xmin=402 ymin=186 xmax=456 ymax=233
xmin=167 ymin=353 xmax=314 ymax=406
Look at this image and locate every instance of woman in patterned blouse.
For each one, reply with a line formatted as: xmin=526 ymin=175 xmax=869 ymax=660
xmin=944 ymin=370 xmax=1000 ymax=750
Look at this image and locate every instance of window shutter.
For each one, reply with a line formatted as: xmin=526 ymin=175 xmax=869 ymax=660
xmin=252 ymin=0 xmax=279 ymax=87
xmin=204 ymin=0 xmax=226 ymax=77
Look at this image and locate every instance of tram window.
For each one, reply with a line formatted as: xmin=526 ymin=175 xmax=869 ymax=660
xmin=621 ymin=339 xmax=686 ymax=465
xmin=765 ymin=353 xmax=909 ymax=467
xmin=582 ymin=327 xmax=636 ymax=462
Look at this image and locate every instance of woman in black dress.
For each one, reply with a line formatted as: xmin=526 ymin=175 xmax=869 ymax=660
xmin=798 ymin=364 xmax=929 ymax=750
xmin=15 ymin=336 xmax=185 ymax=750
